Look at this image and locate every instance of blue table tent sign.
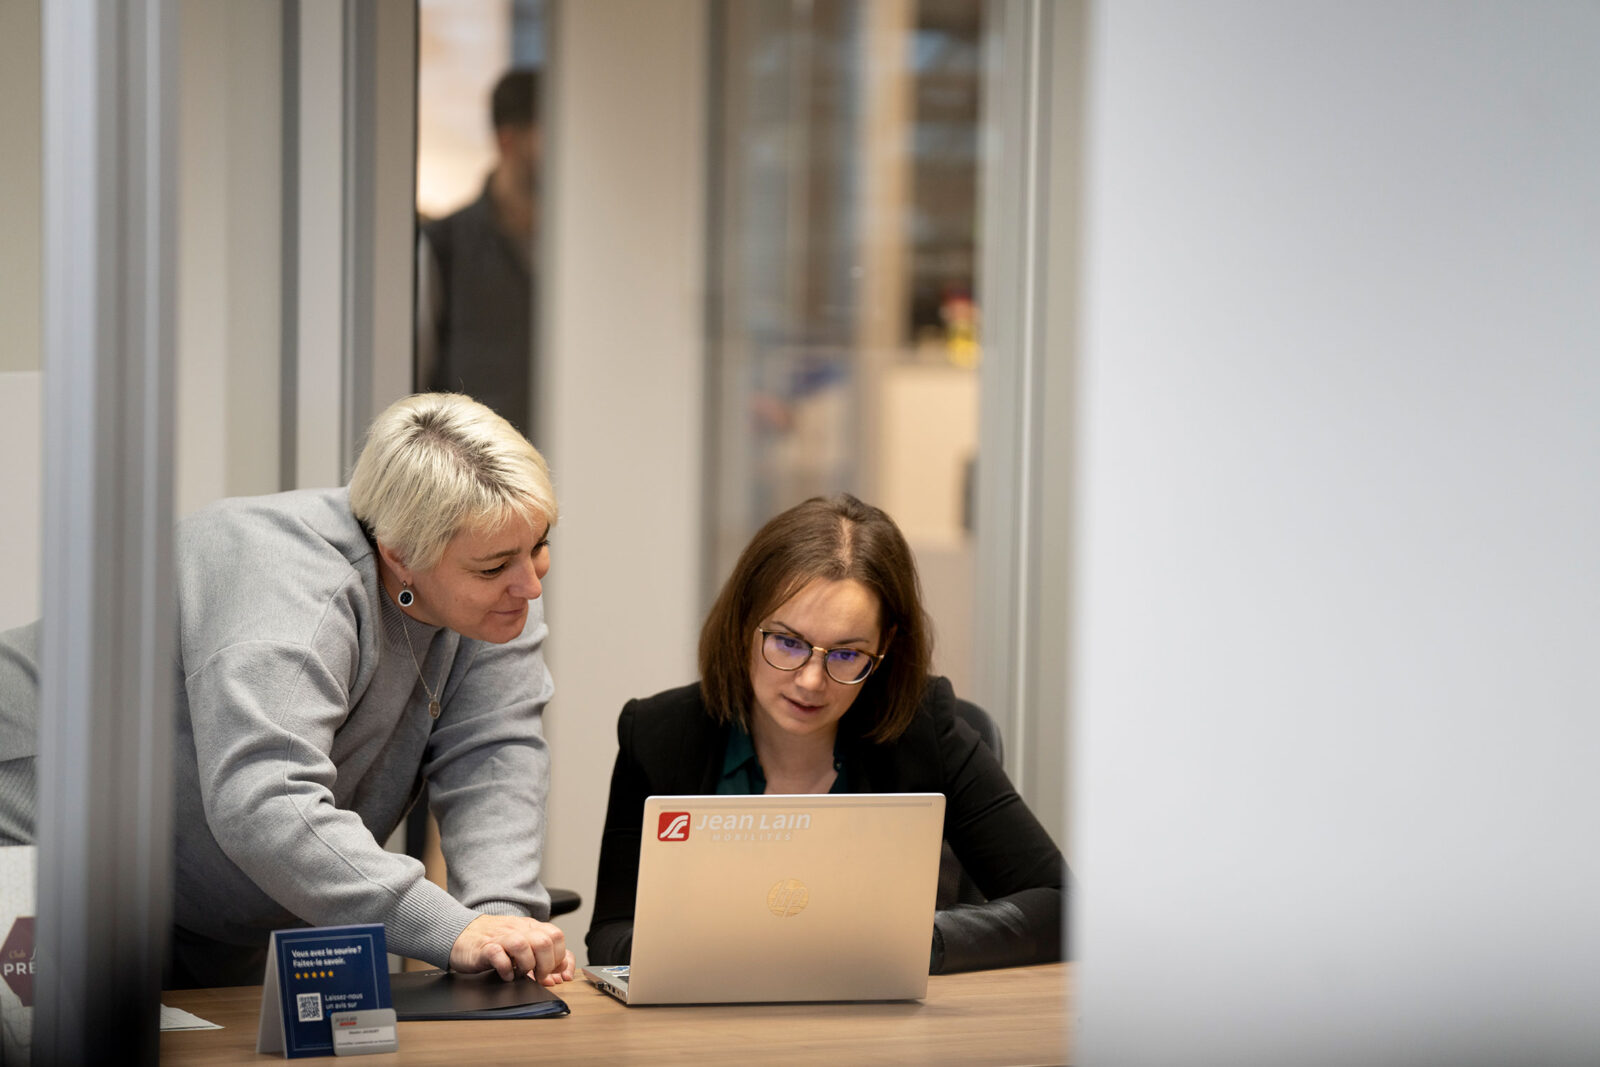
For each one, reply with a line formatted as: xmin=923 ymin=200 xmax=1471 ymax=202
xmin=256 ymin=924 xmax=393 ymax=1058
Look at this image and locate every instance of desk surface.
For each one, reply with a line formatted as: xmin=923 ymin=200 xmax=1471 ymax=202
xmin=161 ymin=962 xmax=1073 ymax=1065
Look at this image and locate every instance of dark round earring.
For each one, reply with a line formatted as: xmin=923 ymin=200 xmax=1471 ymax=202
xmin=398 ymin=586 xmax=415 ymax=608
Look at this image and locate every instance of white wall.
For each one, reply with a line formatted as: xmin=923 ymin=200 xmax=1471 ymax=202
xmin=1074 ymin=3 xmax=1600 ymax=1064
xmin=541 ymin=0 xmax=708 ymax=962
xmin=176 ymin=0 xmax=283 ymax=513
xmin=0 ymin=0 xmax=42 ymax=629
xmin=0 ymin=373 xmax=41 ymax=631
xmin=0 ymin=0 xmax=40 ymax=378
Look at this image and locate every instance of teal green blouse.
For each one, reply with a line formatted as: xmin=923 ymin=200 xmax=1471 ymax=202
xmin=715 ymin=724 xmax=850 ymax=795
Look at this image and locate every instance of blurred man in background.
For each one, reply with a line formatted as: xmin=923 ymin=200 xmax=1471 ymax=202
xmin=416 ymin=68 xmax=540 ymax=439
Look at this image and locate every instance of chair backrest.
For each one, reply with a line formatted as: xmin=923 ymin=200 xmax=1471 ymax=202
xmin=937 ymin=698 xmax=1004 ymax=908
xmin=953 ymin=698 xmax=1003 ymax=764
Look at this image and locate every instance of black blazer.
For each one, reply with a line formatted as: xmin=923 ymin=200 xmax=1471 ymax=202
xmin=586 ymin=676 xmax=1069 ymax=973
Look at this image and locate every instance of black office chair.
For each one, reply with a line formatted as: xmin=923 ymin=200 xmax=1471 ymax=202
xmin=936 ymin=698 xmax=1003 ymax=908
xmin=547 ymin=887 xmax=582 ymax=917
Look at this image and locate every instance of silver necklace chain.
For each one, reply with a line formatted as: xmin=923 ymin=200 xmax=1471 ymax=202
xmin=399 ymin=611 xmax=445 ymax=719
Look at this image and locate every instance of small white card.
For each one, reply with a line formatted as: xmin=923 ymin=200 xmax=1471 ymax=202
xmin=329 ymin=1008 xmax=398 ymax=1056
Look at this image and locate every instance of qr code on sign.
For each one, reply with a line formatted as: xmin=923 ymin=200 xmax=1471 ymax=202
xmin=296 ymin=992 xmax=323 ymax=1022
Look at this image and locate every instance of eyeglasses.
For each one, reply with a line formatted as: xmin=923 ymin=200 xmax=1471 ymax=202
xmin=757 ymin=628 xmax=886 ymax=685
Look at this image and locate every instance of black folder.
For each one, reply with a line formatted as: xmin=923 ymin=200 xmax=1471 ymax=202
xmin=390 ymin=969 xmax=570 ymax=1020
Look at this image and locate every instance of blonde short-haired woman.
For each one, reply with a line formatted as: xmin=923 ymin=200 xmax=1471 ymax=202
xmin=0 ymin=393 xmax=575 ymax=989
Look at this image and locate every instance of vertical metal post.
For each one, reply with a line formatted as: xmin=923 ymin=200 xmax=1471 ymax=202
xmin=286 ymin=0 xmax=414 ymax=489
xmin=975 ymin=0 xmax=1052 ymax=792
xmin=285 ymin=0 xmax=347 ymax=490
xmin=341 ymin=0 xmax=419 ymax=470
xmin=37 ymin=0 xmax=177 ymax=1063
xmin=343 ymin=0 xmax=377 ymax=471
xmin=280 ymin=0 xmax=303 ymax=490
xmin=974 ymin=0 xmax=1083 ymax=851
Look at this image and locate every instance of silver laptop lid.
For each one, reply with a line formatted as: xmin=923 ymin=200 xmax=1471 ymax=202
xmin=627 ymin=792 xmax=946 ymax=1004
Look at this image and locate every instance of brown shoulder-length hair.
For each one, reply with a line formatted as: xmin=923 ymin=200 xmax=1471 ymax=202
xmin=699 ymin=493 xmax=932 ymax=743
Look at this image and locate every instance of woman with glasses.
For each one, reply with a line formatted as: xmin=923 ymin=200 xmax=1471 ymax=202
xmin=585 ymin=493 xmax=1068 ymax=973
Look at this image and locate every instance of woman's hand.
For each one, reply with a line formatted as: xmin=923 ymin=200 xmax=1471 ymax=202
xmin=449 ymin=914 xmax=576 ymax=985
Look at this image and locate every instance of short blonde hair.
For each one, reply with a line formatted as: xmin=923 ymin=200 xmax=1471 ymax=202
xmin=348 ymin=393 xmax=558 ymax=572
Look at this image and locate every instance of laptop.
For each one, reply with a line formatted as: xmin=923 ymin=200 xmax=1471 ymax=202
xmin=582 ymin=792 xmax=946 ymax=1005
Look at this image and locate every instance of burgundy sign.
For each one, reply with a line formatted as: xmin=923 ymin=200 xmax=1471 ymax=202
xmin=1 ymin=917 xmax=33 ymax=1007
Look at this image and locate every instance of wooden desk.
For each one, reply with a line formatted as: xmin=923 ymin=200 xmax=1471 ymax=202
xmin=161 ymin=963 xmax=1072 ymax=1065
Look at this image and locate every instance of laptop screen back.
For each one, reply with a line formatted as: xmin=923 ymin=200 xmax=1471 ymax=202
xmin=627 ymin=793 xmax=946 ymax=1004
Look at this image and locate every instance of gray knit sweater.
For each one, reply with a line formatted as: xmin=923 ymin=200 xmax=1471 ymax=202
xmin=0 ymin=487 xmax=554 ymax=968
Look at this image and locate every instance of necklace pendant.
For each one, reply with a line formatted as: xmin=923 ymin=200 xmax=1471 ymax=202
xmin=429 ymin=699 xmax=441 ymax=719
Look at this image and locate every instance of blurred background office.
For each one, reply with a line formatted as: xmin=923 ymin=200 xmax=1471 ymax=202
xmin=4 ymin=1 xmax=1598 ymax=1064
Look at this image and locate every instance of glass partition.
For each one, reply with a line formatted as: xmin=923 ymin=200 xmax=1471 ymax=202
xmin=0 ymin=0 xmax=43 ymax=1060
xmin=706 ymin=0 xmax=986 ymax=693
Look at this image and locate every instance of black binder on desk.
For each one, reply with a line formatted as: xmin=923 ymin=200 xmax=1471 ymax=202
xmin=390 ymin=969 xmax=570 ymax=1020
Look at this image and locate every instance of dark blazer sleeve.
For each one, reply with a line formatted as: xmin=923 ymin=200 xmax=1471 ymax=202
xmin=867 ymin=678 xmax=1070 ymax=973
xmin=584 ymin=700 xmax=648 ymax=964
xmin=585 ymin=684 xmax=722 ymax=964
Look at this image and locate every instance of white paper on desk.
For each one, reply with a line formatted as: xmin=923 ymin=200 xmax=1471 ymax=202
xmin=160 ymin=1004 xmax=222 ymax=1031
